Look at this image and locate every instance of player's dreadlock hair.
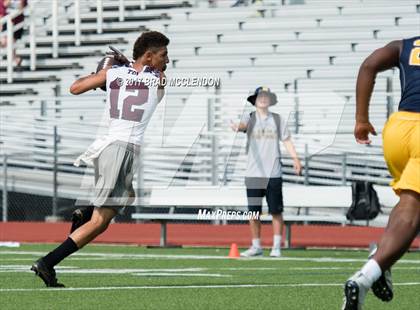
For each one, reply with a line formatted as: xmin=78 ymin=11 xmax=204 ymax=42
xmin=133 ymin=31 xmax=170 ymax=60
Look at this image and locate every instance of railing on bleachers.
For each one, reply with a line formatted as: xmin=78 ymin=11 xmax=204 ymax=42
xmin=1 ymin=0 xmax=417 ymax=221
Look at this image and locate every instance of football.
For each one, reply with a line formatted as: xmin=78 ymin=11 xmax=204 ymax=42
xmin=96 ymin=54 xmax=119 ymax=91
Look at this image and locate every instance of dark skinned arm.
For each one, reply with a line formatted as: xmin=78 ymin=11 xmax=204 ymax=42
xmin=355 ymin=40 xmax=401 ymax=144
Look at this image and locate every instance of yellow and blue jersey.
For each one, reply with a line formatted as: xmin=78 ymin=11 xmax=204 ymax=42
xmin=398 ymin=36 xmax=420 ymax=112
xmin=382 ymin=36 xmax=420 ymax=195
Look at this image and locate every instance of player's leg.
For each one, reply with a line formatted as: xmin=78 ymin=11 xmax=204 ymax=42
xmin=68 ymin=143 xmax=137 ymax=247
xmin=68 ymin=142 xmax=135 ymax=248
xmin=368 ymin=114 xmax=420 ymax=301
xmin=70 ymin=158 xmax=100 ymax=234
xmin=369 ymin=190 xmax=420 ymax=301
xmin=70 ymin=205 xmax=94 ymax=233
xmin=48 ymin=206 xmax=116 ymax=263
xmin=343 ymin=112 xmax=419 ymax=309
xmin=70 ymin=206 xmax=117 ymax=248
xmin=241 ymin=177 xmax=264 ymax=257
xmin=69 ymin=141 xmax=136 ymax=248
xmin=267 ymin=177 xmax=284 ymax=257
xmin=31 ymin=206 xmax=117 ymax=287
xmin=373 ymin=190 xmax=420 ymax=271
xmin=31 ymin=142 xmax=126 ymax=287
xmin=343 ymin=191 xmax=419 ymax=309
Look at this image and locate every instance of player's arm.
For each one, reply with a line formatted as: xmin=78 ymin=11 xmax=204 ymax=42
xmin=282 ymin=138 xmax=302 ymax=175
xmin=355 ymin=40 xmax=401 ymax=144
xmin=69 ymin=69 xmax=107 ymax=95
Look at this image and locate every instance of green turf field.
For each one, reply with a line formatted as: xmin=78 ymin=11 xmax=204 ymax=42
xmin=0 ymin=244 xmax=419 ymax=309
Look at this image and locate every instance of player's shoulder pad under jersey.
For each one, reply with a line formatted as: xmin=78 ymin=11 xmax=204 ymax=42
xmin=108 ymin=65 xmax=133 ymax=78
xmin=143 ymin=65 xmax=161 ymax=78
xmin=111 ymin=64 xmax=131 ymax=69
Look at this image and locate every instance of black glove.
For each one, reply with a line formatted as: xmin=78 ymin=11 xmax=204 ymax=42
xmin=96 ymin=46 xmax=132 ymax=91
xmin=108 ymin=45 xmax=131 ymax=66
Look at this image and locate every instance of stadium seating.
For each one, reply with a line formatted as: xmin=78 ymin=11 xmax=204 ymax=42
xmin=1 ymin=0 xmax=416 ymax=221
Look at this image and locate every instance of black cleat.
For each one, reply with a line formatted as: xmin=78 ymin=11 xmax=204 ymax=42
xmin=30 ymin=259 xmax=65 ymax=288
xmin=343 ymin=280 xmax=360 ymax=310
xmin=70 ymin=206 xmax=94 ymax=233
xmin=367 ymin=243 xmax=393 ymax=302
xmin=371 ymin=269 xmax=393 ymax=302
xmin=342 ymin=273 xmax=369 ymax=310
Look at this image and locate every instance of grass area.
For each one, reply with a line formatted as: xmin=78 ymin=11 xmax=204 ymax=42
xmin=1 ymin=244 xmax=419 ymax=309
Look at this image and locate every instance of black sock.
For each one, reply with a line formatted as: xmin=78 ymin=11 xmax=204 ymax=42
xmin=43 ymin=237 xmax=79 ymax=268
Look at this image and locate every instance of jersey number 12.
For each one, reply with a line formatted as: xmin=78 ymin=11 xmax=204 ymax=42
xmin=109 ymin=78 xmax=149 ymax=122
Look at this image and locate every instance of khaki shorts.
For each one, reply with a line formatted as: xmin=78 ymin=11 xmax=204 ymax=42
xmin=92 ymin=141 xmax=140 ymax=212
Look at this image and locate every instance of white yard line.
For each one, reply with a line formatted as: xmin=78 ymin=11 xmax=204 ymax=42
xmin=0 ymin=266 xmax=208 ymax=273
xmin=1 ymin=282 xmax=420 ymax=293
xmin=1 ymin=251 xmax=420 ymax=264
xmin=0 ymin=266 xmax=230 ymax=277
xmin=1 ymin=265 xmax=420 ymax=275
xmin=132 ymin=273 xmax=231 ymax=277
xmin=0 ymin=265 xmax=76 ymax=270
xmin=288 ymin=266 xmax=420 ymax=270
xmin=3 ymin=265 xmax=420 ymax=271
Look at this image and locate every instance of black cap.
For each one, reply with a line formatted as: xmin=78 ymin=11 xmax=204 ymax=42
xmin=246 ymin=86 xmax=277 ymax=106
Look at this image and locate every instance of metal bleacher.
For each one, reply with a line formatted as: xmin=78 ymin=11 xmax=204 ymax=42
xmin=1 ymin=0 xmax=418 ymax=206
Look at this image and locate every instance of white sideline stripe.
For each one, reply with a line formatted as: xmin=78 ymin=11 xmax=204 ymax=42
xmin=289 ymin=267 xmax=420 ymax=271
xmin=1 ymin=251 xmax=420 ymax=264
xmin=1 ymin=282 xmax=420 ymax=292
xmin=0 ymin=266 xmax=210 ymax=274
xmin=2 ymin=266 xmax=420 ymax=273
xmin=0 ymin=265 xmax=76 ymax=270
xmin=219 ymin=267 xmax=277 ymax=270
xmin=0 ymin=266 xmax=260 ymax=273
xmin=132 ymin=273 xmax=231 ymax=277
xmin=0 ymin=258 xmax=41 ymax=261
